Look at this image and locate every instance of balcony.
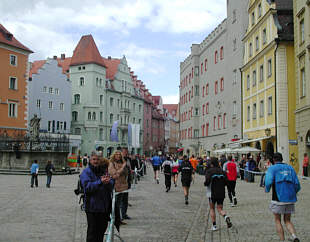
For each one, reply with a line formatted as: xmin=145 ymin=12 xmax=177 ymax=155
xmin=120 ymin=108 xmax=130 ymax=113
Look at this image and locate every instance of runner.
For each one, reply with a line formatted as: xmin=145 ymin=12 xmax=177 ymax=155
xmin=189 ymin=155 xmax=198 ymax=184
xmin=171 ymin=157 xmax=180 ymax=187
xmin=151 ymin=154 xmax=162 ymax=184
xmin=162 ymin=156 xmax=173 ymax=192
xmin=204 ymin=157 xmax=232 ymax=231
xmin=178 ymin=156 xmax=193 ymax=205
xmin=265 ymin=152 xmax=300 ymax=242
xmin=223 ymin=155 xmax=239 ymax=207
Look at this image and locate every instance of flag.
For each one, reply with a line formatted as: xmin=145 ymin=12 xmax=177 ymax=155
xmin=128 ymin=123 xmax=132 ymax=146
xmin=110 ymin=120 xmax=119 ymax=142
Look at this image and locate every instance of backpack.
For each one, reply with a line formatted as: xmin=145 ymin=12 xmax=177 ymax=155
xmin=211 ymin=174 xmax=226 ymax=199
xmin=82 ymin=157 xmax=88 ymax=166
xmin=74 ymin=176 xmax=85 ymax=211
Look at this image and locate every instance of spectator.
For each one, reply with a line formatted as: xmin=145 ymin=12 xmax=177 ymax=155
xmin=45 ymin=160 xmax=55 ymax=188
xmin=302 ymin=153 xmax=309 ymax=178
xmin=77 ymin=154 xmax=81 ymax=171
xmin=30 ymin=160 xmax=39 ymax=188
xmin=265 ymin=152 xmax=300 ymax=242
xmin=121 ymin=150 xmax=132 ymax=221
xmin=239 ymin=155 xmax=246 ymax=180
xmin=80 ymin=151 xmax=113 ymax=242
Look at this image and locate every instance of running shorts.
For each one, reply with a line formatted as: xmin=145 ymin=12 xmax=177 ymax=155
xmin=269 ymin=203 xmax=295 ymax=214
xmin=153 ymin=165 xmax=160 ymax=171
xmin=209 ymin=197 xmax=224 ymax=205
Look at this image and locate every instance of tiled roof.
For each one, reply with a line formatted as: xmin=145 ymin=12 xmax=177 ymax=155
xmin=0 ymin=24 xmax=33 ymax=53
xmin=29 ymin=60 xmax=46 ymax=77
xmin=163 ymin=104 xmax=178 ymax=117
xmin=57 ymin=57 xmax=72 ymax=75
xmin=103 ymin=57 xmax=121 ymax=80
xmin=70 ymin=34 xmax=106 ymax=68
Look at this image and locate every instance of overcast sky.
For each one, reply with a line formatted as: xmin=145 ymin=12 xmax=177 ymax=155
xmin=0 ymin=0 xmax=226 ymax=104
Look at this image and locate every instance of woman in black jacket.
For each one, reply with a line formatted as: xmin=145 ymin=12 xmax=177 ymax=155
xmin=178 ymin=156 xmax=193 ymax=205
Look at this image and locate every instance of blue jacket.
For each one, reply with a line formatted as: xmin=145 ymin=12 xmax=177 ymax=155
xmin=265 ymin=163 xmax=300 ymax=203
xmin=30 ymin=163 xmax=39 ymax=174
xmin=151 ymin=156 xmax=162 ymax=166
xmin=80 ymin=166 xmax=114 ymax=213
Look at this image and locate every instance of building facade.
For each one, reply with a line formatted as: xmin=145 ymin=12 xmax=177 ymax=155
xmin=294 ymin=0 xmax=310 ymax=173
xmin=0 ymin=24 xmax=32 ymax=137
xmin=69 ymin=35 xmax=143 ymax=156
xmin=28 ymin=58 xmax=71 ymax=134
xmin=241 ymin=0 xmax=295 ymax=164
xmin=163 ymin=104 xmax=179 ymax=153
xmin=179 ymin=0 xmax=248 ymax=156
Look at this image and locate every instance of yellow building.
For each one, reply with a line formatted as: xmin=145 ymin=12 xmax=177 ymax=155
xmin=294 ymin=0 xmax=310 ymax=174
xmin=241 ymin=0 xmax=296 ymax=165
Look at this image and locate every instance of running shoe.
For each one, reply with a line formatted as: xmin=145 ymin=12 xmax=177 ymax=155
xmin=233 ymin=197 xmax=237 ymax=205
xmin=231 ymin=203 xmax=236 ymax=207
xmin=156 ymin=179 xmax=159 ymax=184
xmin=211 ymin=225 xmax=218 ymax=231
xmin=185 ymin=200 xmax=189 ymax=205
xmin=225 ymin=217 xmax=232 ymax=228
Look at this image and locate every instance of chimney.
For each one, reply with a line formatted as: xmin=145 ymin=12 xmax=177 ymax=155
xmin=61 ymin=53 xmax=65 ymax=60
xmin=108 ymin=56 xmax=111 ymax=60
xmin=53 ymin=55 xmax=57 ymax=60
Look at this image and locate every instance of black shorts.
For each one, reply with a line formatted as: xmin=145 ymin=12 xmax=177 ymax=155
xmin=153 ymin=165 xmax=160 ymax=171
xmin=181 ymin=179 xmax=191 ymax=187
xmin=209 ymin=197 xmax=224 ymax=205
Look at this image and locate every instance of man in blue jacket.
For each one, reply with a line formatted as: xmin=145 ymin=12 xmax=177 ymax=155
xmin=265 ymin=152 xmax=300 ymax=242
xmin=151 ymin=154 xmax=162 ymax=184
xmin=80 ymin=151 xmax=114 ymax=242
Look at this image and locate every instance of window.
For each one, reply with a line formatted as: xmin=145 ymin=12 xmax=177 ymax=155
xmin=100 ymin=95 xmax=103 ymax=105
xmin=260 ymin=65 xmax=264 ymax=82
xmin=247 ymin=75 xmax=250 ymax=90
xmin=206 ymin=102 xmax=209 ymax=114
xmin=220 ymin=47 xmax=224 ymax=60
xmin=74 ymin=94 xmax=80 ymax=104
xmin=110 ymin=114 xmax=113 ymax=124
xmin=64 ymin=122 xmax=66 ymax=130
xmin=88 ymin=112 xmax=91 ymax=120
xmin=213 ymin=116 xmax=216 ymax=130
xmin=201 ymin=63 xmax=203 ymax=75
xmin=258 ymin=3 xmax=262 ymax=18
xmin=251 ymin=12 xmax=255 ymax=26
xmin=233 ymin=69 xmax=237 ymax=85
xmin=247 ymin=106 xmax=250 ymax=121
xmin=100 ymin=112 xmax=103 ymax=122
xmin=36 ymin=99 xmax=41 ymax=108
xmin=75 ymin=128 xmax=81 ymax=135
xmin=206 ymin=84 xmax=209 ymax=95
xmin=218 ymin=115 xmax=222 ymax=129
xmin=253 ymin=103 xmax=257 ymax=119
xmin=253 ymin=70 xmax=257 ymax=86
xmin=57 ymin=121 xmax=59 ymax=130
xmin=133 ymin=103 xmax=136 ymax=111
xmin=48 ymin=101 xmax=53 ymax=109
xmin=43 ymin=86 xmax=47 ymax=93
xmin=195 ymin=108 xmax=199 ymax=116
xmin=255 ymin=36 xmax=259 ymax=51
xmin=96 ymin=77 xmax=99 ymax=87
xmin=139 ymin=104 xmax=142 ymax=112
xmin=60 ymin=103 xmax=64 ymax=111
xmin=268 ymin=96 xmax=272 ymax=115
xmin=268 ymin=59 xmax=272 ymax=77
xmin=205 ymin=59 xmax=207 ymax=71
xmin=202 ymin=104 xmax=205 ymax=115
xmin=260 ymin=100 xmax=264 ymax=117
xmin=110 ymin=97 xmax=113 ymax=106
xmin=48 ymin=121 xmax=52 ymax=132
xmin=233 ymin=101 xmax=237 ymax=117
xmin=215 ymin=51 xmax=218 ymax=64
xmin=80 ymin=77 xmax=85 ymax=86
xmin=223 ymin=113 xmax=226 ymax=129
xmin=8 ymin=103 xmax=17 ymax=117
xmin=202 ymin=86 xmax=205 ymax=97
xmin=194 ymin=129 xmax=199 ymax=138
xmin=300 ymin=19 xmax=305 ymax=43
xmin=301 ymin=68 xmax=306 ymax=97
xmin=92 ymin=112 xmax=96 ymax=120
xmin=55 ymin=88 xmax=59 ymax=95
xmin=49 ymin=87 xmax=53 ymax=94
xmin=249 ymin=43 xmax=253 ymax=57
xmin=72 ymin=111 xmax=78 ymax=121
xmin=206 ymin=123 xmax=209 ymax=136
xmin=262 ymin=28 xmax=267 ymax=44
xmin=215 ymin=81 xmax=218 ymax=94
xmin=220 ymin=78 xmax=224 ymax=91
xmin=99 ymin=128 xmax=104 ymax=141
xmin=202 ymin=124 xmax=205 ymax=137
xmin=9 ymin=77 xmax=17 ymax=89
xmin=10 ymin=55 xmax=17 ymax=66
xmin=195 ymin=85 xmax=199 ymax=96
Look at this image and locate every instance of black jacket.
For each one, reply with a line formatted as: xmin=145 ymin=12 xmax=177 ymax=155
xmin=45 ymin=163 xmax=55 ymax=175
xmin=178 ymin=161 xmax=193 ymax=181
xmin=204 ymin=167 xmax=227 ymax=199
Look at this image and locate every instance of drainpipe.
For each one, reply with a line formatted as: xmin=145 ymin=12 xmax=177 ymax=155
xmin=274 ymin=38 xmax=280 ymax=152
xmin=239 ymin=67 xmax=243 ymax=141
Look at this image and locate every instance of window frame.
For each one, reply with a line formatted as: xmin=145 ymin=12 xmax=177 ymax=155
xmin=8 ymin=102 xmax=17 ymax=118
xmin=9 ymin=54 xmax=17 ymax=66
xmin=9 ymin=76 xmax=17 ymax=90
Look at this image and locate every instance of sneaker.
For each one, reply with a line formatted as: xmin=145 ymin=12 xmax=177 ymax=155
xmin=120 ymin=220 xmax=127 ymax=225
xmin=225 ymin=217 xmax=232 ymax=228
xmin=211 ymin=225 xmax=218 ymax=231
xmin=185 ymin=200 xmax=189 ymax=205
xmin=233 ymin=197 xmax=237 ymax=205
xmin=156 ymin=179 xmax=159 ymax=184
xmin=175 ymin=184 xmax=177 ymax=187
xmin=123 ymin=215 xmax=131 ymax=220
xmin=230 ymin=203 xmax=236 ymax=207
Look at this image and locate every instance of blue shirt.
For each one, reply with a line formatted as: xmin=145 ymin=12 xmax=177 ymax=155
xmin=30 ymin=163 xmax=39 ymax=174
xmin=151 ymin=156 xmax=162 ymax=166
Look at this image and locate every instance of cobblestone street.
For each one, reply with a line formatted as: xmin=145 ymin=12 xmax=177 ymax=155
xmin=0 ymin=167 xmax=309 ymax=242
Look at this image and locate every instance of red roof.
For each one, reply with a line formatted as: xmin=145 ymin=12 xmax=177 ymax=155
xmin=163 ymin=104 xmax=178 ymax=117
xmin=70 ymin=35 xmax=106 ymax=68
xmin=103 ymin=57 xmax=121 ymax=80
xmin=152 ymin=96 xmax=161 ymax=106
xmin=29 ymin=60 xmax=46 ymax=77
xmin=57 ymin=57 xmax=72 ymax=75
xmin=0 ymin=24 xmax=33 ymax=53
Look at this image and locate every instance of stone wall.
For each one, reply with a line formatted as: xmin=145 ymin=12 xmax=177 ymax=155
xmin=0 ymin=151 xmax=69 ymax=169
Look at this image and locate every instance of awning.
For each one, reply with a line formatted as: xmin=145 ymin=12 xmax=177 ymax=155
xmin=240 ymin=136 xmax=273 ymax=144
xmin=232 ymin=146 xmax=261 ymax=153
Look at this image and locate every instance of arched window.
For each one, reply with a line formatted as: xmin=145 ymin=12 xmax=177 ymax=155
xmin=220 ymin=46 xmax=224 ymax=60
xmin=202 ymin=86 xmax=205 ymax=97
xmin=92 ymin=112 xmax=96 ymax=120
xmin=88 ymin=112 xmax=91 ymax=120
xmin=74 ymin=94 xmax=80 ymax=104
xmin=206 ymin=84 xmax=209 ymax=95
xmin=80 ymin=77 xmax=85 ymax=86
xmin=215 ymin=51 xmax=218 ymax=64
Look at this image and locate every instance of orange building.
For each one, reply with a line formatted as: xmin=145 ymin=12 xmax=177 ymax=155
xmin=0 ymin=24 xmax=33 ymax=137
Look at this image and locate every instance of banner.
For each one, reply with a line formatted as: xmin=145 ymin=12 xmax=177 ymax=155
xmin=110 ymin=120 xmax=119 ymax=142
xmin=128 ymin=123 xmax=132 ymax=146
xmin=132 ymin=124 xmax=140 ymax=148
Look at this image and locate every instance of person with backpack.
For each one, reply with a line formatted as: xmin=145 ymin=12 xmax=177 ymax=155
xmin=162 ymin=156 xmax=173 ymax=192
xmin=178 ymin=156 xmax=193 ymax=205
xmin=80 ymin=151 xmax=114 ymax=242
xmin=204 ymin=157 xmax=232 ymax=231
xmin=82 ymin=154 xmax=89 ymax=167
xmin=265 ymin=152 xmax=300 ymax=242
xmin=223 ymin=156 xmax=239 ymax=207
xmin=171 ymin=157 xmax=179 ymax=187
xmin=45 ymin=160 xmax=55 ymax=188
